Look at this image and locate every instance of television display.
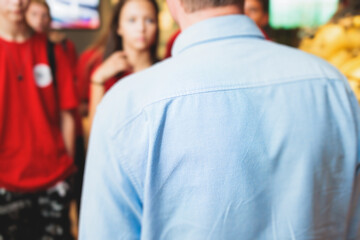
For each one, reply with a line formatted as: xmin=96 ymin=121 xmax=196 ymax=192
xmin=270 ymin=0 xmax=339 ymax=29
xmin=46 ymin=0 xmax=100 ymax=30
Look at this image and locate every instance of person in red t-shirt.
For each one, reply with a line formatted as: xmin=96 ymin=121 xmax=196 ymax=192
xmin=76 ymin=36 xmax=106 ymax=116
xmin=0 ymin=0 xmax=78 ymax=239
xmin=26 ymin=0 xmax=78 ymax=68
xmin=25 ymin=0 xmax=50 ymax=33
xmin=26 ymin=0 xmax=80 ymax=145
xmin=26 ymin=0 xmax=85 ymax=217
xmin=244 ymin=0 xmax=270 ymax=40
xmin=164 ymin=29 xmax=181 ymax=59
xmin=77 ymin=0 xmax=159 ymax=134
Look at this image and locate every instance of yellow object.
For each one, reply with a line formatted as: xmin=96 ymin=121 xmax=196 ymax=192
xmin=353 ymin=15 xmax=360 ymax=27
xmin=298 ymin=37 xmax=314 ymax=52
xmin=339 ymin=55 xmax=360 ymax=76
xmin=327 ymin=49 xmax=352 ymax=68
xmin=347 ymin=64 xmax=360 ymax=80
xmin=348 ymin=78 xmax=360 ymax=100
xmin=309 ymin=24 xmax=347 ymax=59
xmin=299 ymin=15 xmax=360 ymax=101
xmin=346 ymin=28 xmax=360 ymax=49
xmin=338 ymin=16 xmax=353 ymax=28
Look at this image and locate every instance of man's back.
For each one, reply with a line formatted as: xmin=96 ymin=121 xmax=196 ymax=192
xmin=80 ymin=15 xmax=360 ymax=239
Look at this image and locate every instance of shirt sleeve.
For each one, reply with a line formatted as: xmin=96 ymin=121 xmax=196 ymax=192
xmin=79 ymin=101 xmax=143 ymax=240
xmin=76 ymin=50 xmax=102 ymax=102
xmin=347 ymin=91 xmax=360 ymax=239
xmin=54 ymin=43 xmax=79 ymax=110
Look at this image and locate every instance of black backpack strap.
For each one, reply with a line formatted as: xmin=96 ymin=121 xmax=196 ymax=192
xmin=47 ymin=39 xmax=57 ymax=88
xmin=61 ymin=38 xmax=68 ymax=52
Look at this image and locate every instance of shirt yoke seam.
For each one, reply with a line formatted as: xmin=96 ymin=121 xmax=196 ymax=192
xmin=175 ymin=34 xmax=264 ymax=56
xmin=108 ymin=76 xmax=344 ymax=199
xmin=110 ymin=76 xmax=343 ymax=137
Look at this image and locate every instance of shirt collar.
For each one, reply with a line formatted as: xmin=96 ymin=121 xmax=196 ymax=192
xmin=172 ymin=14 xmax=265 ymax=56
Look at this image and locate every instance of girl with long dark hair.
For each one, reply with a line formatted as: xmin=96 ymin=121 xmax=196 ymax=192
xmin=78 ymin=0 xmax=159 ymax=130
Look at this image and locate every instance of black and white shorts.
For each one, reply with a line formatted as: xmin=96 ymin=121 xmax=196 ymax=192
xmin=0 ymin=179 xmax=74 ymax=240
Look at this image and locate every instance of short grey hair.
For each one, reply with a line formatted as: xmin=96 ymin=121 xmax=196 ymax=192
xmin=180 ymin=0 xmax=244 ymax=13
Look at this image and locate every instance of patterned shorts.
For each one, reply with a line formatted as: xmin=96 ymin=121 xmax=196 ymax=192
xmin=0 ymin=179 xmax=74 ymax=240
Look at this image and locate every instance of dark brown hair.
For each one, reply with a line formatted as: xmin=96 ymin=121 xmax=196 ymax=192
xmin=104 ymin=0 xmax=159 ymax=62
xmin=180 ymin=0 xmax=245 ymax=13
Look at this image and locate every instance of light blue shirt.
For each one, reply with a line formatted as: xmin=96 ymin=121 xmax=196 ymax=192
xmin=80 ymin=15 xmax=360 ymax=240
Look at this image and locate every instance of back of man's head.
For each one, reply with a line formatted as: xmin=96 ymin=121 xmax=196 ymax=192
xmin=180 ymin=0 xmax=244 ymax=13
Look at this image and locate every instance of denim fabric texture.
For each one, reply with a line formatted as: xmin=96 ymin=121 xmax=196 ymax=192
xmin=80 ymin=15 xmax=360 ymax=240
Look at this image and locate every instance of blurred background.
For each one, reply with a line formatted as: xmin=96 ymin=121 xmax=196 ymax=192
xmin=50 ymin=0 xmax=178 ymax=57
xmin=54 ymin=0 xmax=360 ymax=109
xmin=53 ymin=0 xmax=350 ymax=55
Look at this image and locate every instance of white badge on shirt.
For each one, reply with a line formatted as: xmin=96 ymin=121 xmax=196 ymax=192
xmin=33 ymin=64 xmax=53 ymax=88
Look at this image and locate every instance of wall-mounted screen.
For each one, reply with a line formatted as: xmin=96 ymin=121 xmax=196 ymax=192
xmin=270 ymin=0 xmax=339 ymax=29
xmin=46 ymin=0 xmax=100 ymax=30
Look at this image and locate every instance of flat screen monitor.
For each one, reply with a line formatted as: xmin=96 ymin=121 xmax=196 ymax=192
xmin=46 ymin=0 xmax=100 ymax=30
xmin=270 ymin=0 xmax=339 ymax=29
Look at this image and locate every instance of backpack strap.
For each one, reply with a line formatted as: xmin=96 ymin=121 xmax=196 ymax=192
xmin=47 ymin=39 xmax=57 ymax=88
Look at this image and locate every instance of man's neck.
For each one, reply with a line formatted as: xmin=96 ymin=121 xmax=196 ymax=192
xmin=0 ymin=16 xmax=32 ymax=43
xmin=179 ymin=5 xmax=242 ymax=30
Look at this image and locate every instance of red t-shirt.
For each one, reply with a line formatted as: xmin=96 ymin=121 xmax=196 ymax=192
xmin=76 ymin=48 xmax=102 ymax=103
xmin=0 ymin=33 xmax=78 ymax=192
xmin=164 ymin=29 xmax=181 ymax=59
xmin=260 ymin=28 xmax=271 ymax=41
xmin=62 ymin=39 xmax=78 ymax=70
xmin=60 ymin=38 xmax=83 ymax=137
xmin=76 ymin=49 xmax=129 ymax=103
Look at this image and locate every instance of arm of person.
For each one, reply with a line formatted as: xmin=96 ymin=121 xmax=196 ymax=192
xmin=87 ymin=51 xmax=132 ymax=130
xmin=347 ymin=91 xmax=360 ymax=239
xmin=347 ymin=151 xmax=360 ymax=239
xmin=79 ymin=99 xmax=144 ymax=239
xmin=339 ymin=80 xmax=360 ymax=238
xmin=60 ymin=109 xmax=75 ymax=157
xmin=88 ymin=74 xmax=106 ymax=130
xmin=53 ymin=43 xmax=79 ymax=156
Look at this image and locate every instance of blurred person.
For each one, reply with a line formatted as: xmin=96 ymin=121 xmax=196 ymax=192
xmin=26 ymin=0 xmax=78 ymax=82
xmin=80 ymin=0 xmax=360 ymax=239
xmin=76 ymin=0 xmax=159 ymax=132
xmin=26 ymin=0 xmax=78 ymax=73
xmin=244 ymin=0 xmax=270 ymax=39
xmin=164 ymin=29 xmax=180 ymax=58
xmin=48 ymin=31 xmax=78 ymax=70
xmin=25 ymin=0 xmax=50 ymax=33
xmin=26 ymin=0 xmax=85 ymax=216
xmin=0 ymin=0 xmax=78 ymax=239
xmin=76 ymin=33 xmax=106 ymax=117
xmin=244 ymin=0 xmax=269 ymax=28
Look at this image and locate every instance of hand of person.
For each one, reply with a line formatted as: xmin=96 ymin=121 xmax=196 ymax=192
xmin=91 ymin=51 xmax=132 ymax=84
